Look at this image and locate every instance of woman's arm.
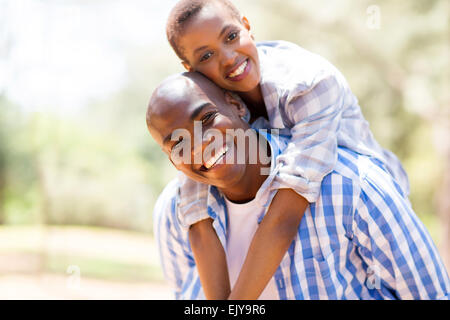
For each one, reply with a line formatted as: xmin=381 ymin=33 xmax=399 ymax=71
xmin=228 ymin=189 xmax=307 ymax=299
xmin=189 ymin=218 xmax=231 ymax=299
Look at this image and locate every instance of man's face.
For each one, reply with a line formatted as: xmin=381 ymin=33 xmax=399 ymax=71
xmin=178 ymin=3 xmax=260 ymax=94
xmin=148 ymin=75 xmax=252 ymax=189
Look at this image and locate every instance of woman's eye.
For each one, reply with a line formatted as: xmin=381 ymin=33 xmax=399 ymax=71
xmin=227 ymin=31 xmax=238 ymax=41
xmin=200 ymin=52 xmax=212 ymax=62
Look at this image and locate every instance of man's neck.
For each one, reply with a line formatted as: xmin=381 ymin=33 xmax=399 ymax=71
xmin=239 ymin=85 xmax=268 ymax=122
xmin=219 ymin=134 xmax=271 ymax=204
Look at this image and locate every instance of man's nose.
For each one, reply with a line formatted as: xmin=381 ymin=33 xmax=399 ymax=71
xmin=192 ymin=132 xmax=213 ymax=165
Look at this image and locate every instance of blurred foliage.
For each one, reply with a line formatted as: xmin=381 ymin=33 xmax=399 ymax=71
xmin=0 ymin=0 xmax=448 ymax=245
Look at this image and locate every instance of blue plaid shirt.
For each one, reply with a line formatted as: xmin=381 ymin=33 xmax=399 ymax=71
xmin=153 ymin=132 xmax=449 ymax=300
xmin=176 ymin=40 xmax=410 ymax=228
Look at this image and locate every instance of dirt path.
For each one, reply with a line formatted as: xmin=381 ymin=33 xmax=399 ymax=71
xmin=0 ymin=226 xmax=173 ymax=299
xmin=0 ymin=273 xmax=173 ymax=300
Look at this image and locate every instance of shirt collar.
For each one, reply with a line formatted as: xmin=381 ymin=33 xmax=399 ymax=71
xmin=206 ymin=128 xmax=289 ymax=214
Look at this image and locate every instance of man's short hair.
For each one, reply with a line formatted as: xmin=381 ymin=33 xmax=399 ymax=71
xmin=166 ymin=0 xmax=241 ymax=62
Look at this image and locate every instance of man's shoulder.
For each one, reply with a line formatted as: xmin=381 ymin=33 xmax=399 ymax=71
xmin=268 ymin=134 xmax=374 ymax=187
xmin=153 ymin=178 xmax=180 ymax=228
xmin=330 ymin=148 xmax=396 ymax=194
xmin=314 ymin=148 xmax=393 ymax=217
xmin=156 ymin=177 xmax=180 ymax=202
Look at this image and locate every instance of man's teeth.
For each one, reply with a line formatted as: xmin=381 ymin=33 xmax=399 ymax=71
xmin=204 ymin=146 xmax=228 ymax=169
xmin=228 ymin=60 xmax=247 ymax=78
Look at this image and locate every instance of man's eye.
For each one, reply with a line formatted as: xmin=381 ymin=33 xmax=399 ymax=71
xmin=172 ymin=137 xmax=183 ymax=149
xmin=201 ymin=112 xmax=217 ymax=124
xmin=200 ymin=52 xmax=213 ymax=62
xmin=227 ymin=31 xmax=238 ymax=41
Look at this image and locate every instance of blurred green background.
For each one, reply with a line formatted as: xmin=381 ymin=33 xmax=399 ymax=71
xmin=0 ymin=0 xmax=448 ymax=299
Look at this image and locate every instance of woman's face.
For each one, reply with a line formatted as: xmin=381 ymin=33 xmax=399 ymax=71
xmin=179 ymin=4 xmax=261 ymax=94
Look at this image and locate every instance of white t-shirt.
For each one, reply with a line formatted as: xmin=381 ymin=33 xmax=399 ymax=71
xmin=224 ymin=196 xmax=279 ymax=300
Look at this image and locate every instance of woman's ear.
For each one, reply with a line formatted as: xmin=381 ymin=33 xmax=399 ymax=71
xmin=224 ymin=91 xmax=246 ymax=118
xmin=241 ymin=16 xmax=250 ymax=30
xmin=241 ymin=16 xmax=254 ymax=40
xmin=181 ymin=61 xmax=193 ymax=72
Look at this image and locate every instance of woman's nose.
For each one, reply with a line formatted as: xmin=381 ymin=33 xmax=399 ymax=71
xmin=221 ymin=49 xmax=237 ymax=68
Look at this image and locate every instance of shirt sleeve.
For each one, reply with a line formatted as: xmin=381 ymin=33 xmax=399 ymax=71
xmin=268 ymin=73 xmax=346 ymax=203
xmin=352 ymin=172 xmax=450 ymax=299
xmin=177 ymin=173 xmax=210 ymax=228
xmin=153 ymin=181 xmax=204 ymax=300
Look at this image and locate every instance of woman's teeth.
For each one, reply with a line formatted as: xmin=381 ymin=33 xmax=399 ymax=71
xmin=204 ymin=146 xmax=228 ymax=170
xmin=228 ymin=60 xmax=247 ymax=78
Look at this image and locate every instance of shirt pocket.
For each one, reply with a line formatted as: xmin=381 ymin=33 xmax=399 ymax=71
xmin=296 ymin=253 xmax=340 ymax=299
xmin=302 ymin=255 xmax=332 ymax=279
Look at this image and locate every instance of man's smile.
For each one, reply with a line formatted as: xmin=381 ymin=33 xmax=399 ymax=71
xmin=200 ymin=144 xmax=229 ymax=171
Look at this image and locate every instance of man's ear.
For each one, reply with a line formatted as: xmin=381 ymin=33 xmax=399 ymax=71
xmin=224 ymin=91 xmax=246 ymax=118
xmin=181 ymin=60 xmax=193 ymax=72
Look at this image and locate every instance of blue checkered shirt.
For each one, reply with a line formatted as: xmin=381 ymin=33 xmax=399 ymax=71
xmin=153 ymin=132 xmax=449 ymax=300
xmin=176 ymin=40 xmax=410 ymax=228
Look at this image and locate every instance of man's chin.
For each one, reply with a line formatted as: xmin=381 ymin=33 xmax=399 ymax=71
xmin=185 ymin=164 xmax=246 ymax=189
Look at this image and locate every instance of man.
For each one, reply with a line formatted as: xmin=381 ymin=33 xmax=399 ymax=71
xmin=147 ymin=72 xmax=449 ymax=299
